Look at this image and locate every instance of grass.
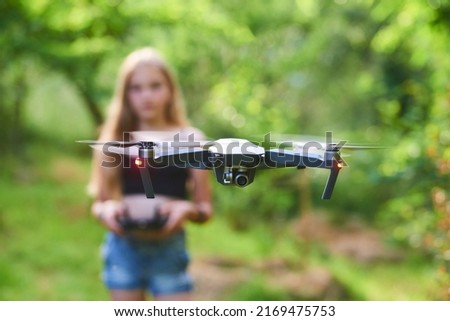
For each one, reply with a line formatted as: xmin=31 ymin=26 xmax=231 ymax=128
xmin=0 ymin=145 xmax=108 ymax=300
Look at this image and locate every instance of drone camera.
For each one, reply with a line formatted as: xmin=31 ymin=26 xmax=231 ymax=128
xmin=235 ymin=173 xmax=249 ymax=187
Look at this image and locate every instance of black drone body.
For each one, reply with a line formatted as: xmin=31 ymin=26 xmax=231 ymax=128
xmin=78 ymin=132 xmax=367 ymax=200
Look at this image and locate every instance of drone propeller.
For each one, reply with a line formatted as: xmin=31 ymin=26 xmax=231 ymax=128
xmin=77 ymin=139 xmax=210 ymax=150
xmin=83 ymin=143 xmax=139 ymax=157
xmin=131 ymin=129 xmax=211 ymax=140
xmin=76 ymin=140 xmax=141 ymax=148
xmin=323 ymin=143 xmax=386 ymax=151
xmin=254 ymin=134 xmax=386 ymax=151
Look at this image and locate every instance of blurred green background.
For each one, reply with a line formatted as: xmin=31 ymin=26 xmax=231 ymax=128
xmin=0 ymin=0 xmax=449 ymax=300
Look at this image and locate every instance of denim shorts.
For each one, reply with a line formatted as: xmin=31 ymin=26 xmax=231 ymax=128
xmin=101 ymin=231 xmax=193 ymax=296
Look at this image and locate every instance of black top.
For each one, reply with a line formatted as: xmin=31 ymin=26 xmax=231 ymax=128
xmin=121 ymin=155 xmax=189 ymax=199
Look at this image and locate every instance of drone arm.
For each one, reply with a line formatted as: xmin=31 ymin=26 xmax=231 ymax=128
xmin=261 ymin=149 xmax=324 ymax=169
xmin=137 ymin=159 xmax=155 ymax=198
xmin=321 ymin=149 xmax=344 ymax=199
xmin=322 ymin=167 xmax=340 ymax=199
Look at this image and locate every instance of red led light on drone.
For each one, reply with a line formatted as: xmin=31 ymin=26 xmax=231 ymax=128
xmin=135 ymin=158 xmax=143 ymax=167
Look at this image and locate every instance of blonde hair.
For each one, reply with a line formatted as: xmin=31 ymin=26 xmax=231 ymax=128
xmin=89 ymin=47 xmax=189 ymax=200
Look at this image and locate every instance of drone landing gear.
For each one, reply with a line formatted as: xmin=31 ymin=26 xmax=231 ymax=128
xmin=138 ymin=163 xmax=155 ymax=199
xmin=136 ymin=144 xmax=157 ymax=198
xmin=322 ymin=167 xmax=341 ymax=199
xmin=321 ymin=145 xmax=344 ymax=199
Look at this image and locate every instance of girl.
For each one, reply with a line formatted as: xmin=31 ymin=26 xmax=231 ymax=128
xmin=88 ymin=47 xmax=212 ymax=301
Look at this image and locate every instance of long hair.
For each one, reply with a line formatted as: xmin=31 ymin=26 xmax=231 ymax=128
xmin=88 ymin=48 xmax=189 ymax=200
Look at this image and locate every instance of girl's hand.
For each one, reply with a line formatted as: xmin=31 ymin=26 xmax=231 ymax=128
xmin=159 ymin=200 xmax=196 ymax=235
xmin=93 ymin=200 xmax=126 ymax=234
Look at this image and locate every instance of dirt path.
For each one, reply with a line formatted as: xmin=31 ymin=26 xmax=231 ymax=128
xmin=190 ymin=256 xmax=350 ymax=300
xmin=189 ymin=214 xmax=403 ymax=300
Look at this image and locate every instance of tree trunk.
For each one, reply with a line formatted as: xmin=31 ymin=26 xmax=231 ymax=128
xmin=11 ymin=70 xmax=27 ymax=153
xmin=77 ymin=83 xmax=104 ymax=127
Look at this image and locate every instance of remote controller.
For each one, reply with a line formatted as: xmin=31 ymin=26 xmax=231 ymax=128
xmin=117 ymin=209 xmax=168 ymax=231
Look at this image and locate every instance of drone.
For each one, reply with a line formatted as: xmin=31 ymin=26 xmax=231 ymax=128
xmin=79 ymin=131 xmax=381 ymax=200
